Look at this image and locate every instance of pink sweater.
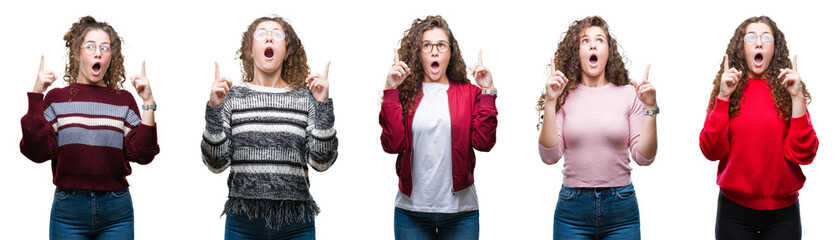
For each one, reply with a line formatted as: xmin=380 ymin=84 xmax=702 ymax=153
xmin=539 ymin=83 xmax=653 ymax=188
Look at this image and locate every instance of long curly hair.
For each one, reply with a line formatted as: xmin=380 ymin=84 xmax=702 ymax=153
xmin=707 ymin=16 xmax=811 ymax=121
xmin=238 ymin=15 xmax=309 ymax=89
xmin=536 ymin=16 xmax=630 ymax=130
xmin=63 ymin=16 xmax=125 ymax=90
xmin=395 ymin=15 xmax=469 ymax=117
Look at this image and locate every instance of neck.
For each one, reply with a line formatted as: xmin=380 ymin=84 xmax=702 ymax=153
xmin=581 ymin=73 xmax=607 ymax=87
xmin=76 ymin=73 xmax=107 ymax=87
xmin=746 ymin=71 xmax=765 ymax=80
xmin=423 ymin=74 xmax=449 ymax=85
xmin=253 ymin=66 xmax=287 ymax=88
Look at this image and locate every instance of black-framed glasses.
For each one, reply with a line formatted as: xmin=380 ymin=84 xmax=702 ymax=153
xmin=254 ymin=28 xmax=286 ymax=41
xmin=421 ymin=41 xmax=450 ymax=53
xmin=744 ymin=33 xmax=773 ymax=45
xmin=82 ymin=41 xmax=111 ymax=55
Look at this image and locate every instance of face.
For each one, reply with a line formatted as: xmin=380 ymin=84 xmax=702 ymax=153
xmin=420 ymin=28 xmax=451 ymax=82
xmin=578 ymin=27 xmax=609 ymax=79
xmin=251 ymin=21 xmax=287 ymax=74
xmin=77 ymin=29 xmax=111 ymax=86
xmin=743 ymin=22 xmax=774 ymax=78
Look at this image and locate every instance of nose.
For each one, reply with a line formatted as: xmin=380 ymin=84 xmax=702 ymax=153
xmin=93 ymin=48 xmax=102 ymax=58
xmin=589 ymin=41 xmax=597 ymax=50
xmin=755 ymin=39 xmax=763 ymax=48
xmin=430 ymin=46 xmax=439 ymax=56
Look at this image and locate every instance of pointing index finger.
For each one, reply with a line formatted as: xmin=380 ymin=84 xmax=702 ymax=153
xmin=141 ymin=60 xmax=147 ymax=77
xmin=215 ymin=62 xmax=220 ymax=81
xmin=793 ymin=54 xmax=798 ymax=72
xmin=477 ymin=49 xmax=483 ymax=66
xmin=393 ymin=48 xmax=400 ymax=64
xmin=643 ymin=64 xmax=651 ymax=83
xmin=39 ymin=55 xmax=45 ymax=72
xmin=323 ymin=61 xmax=331 ymax=80
xmin=723 ymin=54 xmax=730 ymax=71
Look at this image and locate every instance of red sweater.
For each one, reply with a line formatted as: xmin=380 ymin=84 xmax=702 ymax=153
xmin=379 ymin=81 xmax=497 ymax=197
xmin=20 ymin=83 xmax=159 ymax=191
xmin=700 ymin=78 xmax=818 ymax=210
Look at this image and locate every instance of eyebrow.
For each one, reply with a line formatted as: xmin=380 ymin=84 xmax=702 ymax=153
xmin=84 ymin=41 xmax=111 ymax=45
xmin=422 ymin=40 xmax=450 ymax=43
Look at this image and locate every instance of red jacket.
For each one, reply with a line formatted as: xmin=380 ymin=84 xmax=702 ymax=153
xmin=380 ymin=81 xmax=497 ymax=197
xmin=699 ymin=78 xmax=818 ymax=210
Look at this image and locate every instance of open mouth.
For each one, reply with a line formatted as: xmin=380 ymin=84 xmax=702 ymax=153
xmin=92 ymin=62 xmax=102 ymax=74
xmin=754 ymin=53 xmax=764 ymax=66
xmin=589 ymin=54 xmax=598 ymax=65
xmin=264 ymin=47 xmax=274 ymax=59
xmin=430 ymin=61 xmax=440 ymax=73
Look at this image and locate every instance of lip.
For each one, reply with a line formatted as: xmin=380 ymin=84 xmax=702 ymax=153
xmin=588 ymin=53 xmax=599 ymax=67
xmin=263 ymin=46 xmax=275 ymax=60
xmin=753 ymin=52 xmax=764 ymax=67
xmin=92 ymin=61 xmax=102 ymax=75
xmin=430 ymin=60 xmax=441 ymax=74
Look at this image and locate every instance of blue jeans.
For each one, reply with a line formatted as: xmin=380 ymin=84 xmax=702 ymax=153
xmin=553 ymin=184 xmax=640 ymax=240
xmin=715 ymin=192 xmax=801 ymax=240
xmin=49 ymin=188 xmax=134 ymax=240
xmin=394 ymin=207 xmax=479 ymax=240
xmin=225 ymin=213 xmax=316 ymax=240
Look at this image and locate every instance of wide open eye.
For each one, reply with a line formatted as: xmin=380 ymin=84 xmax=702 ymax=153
xmin=83 ymin=42 xmax=96 ymax=53
xmin=437 ymin=42 xmax=449 ymax=53
xmin=100 ymin=44 xmax=111 ymax=53
xmin=743 ymin=33 xmax=757 ymax=43
xmin=272 ymin=30 xmax=286 ymax=40
xmin=254 ymin=29 xmax=268 ymax=40
xmin=760 ymin=33 xmax=774 ymax=44
xmin=422 ymin=42 xmax=433 ymax=52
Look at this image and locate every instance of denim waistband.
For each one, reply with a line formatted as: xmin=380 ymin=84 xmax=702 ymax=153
xmin=562 ymin=184 xmax=632 ymax=194
xmin=56 ymin=188 xmax=128 ymax=195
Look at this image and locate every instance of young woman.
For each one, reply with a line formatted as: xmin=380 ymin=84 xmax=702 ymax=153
xmin=201 ymin=15 xmax=338 ymax=239
xmin=20 ymin=16 xmax=159 ymax=239
xmin=536 ymin=16 xmax=658 ymax=240
xmin=699 ymin=16 xmax=818 ymax=240
xmin=379 ymin=15 xmax=498 ymax=240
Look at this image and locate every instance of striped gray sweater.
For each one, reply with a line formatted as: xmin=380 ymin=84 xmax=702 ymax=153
xmin=201 ymin=83 xmax=338 ymax=229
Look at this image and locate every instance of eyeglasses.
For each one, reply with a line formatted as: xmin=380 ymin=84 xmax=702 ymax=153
xmin=422 ymin=41 xmax=450 ymax=53
xmin=744 ymin=33 xmax=774 ymax=45
xmin=82 ymin=41 xmax=111 ymax=55
xmin=254 ymin=28 xmax=285 ymax=41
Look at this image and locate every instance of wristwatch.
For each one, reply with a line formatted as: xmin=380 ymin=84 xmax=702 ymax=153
xmin=481 ymin=88 xmax=497 ymax=95
xmin=142 ymin=102 xmax=157 ymax=111
xmin=643 ymin=107 xmax=659 ymax=116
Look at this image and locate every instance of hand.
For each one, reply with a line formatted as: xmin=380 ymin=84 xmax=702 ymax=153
xmin=631 ymin=64 xmax=657 ymax=109
xmin=130 ymin=61 xmax=154 ymax=104
xmin=33 ymin=55 xmax=57 ymax=93
xmin=386 ymin=48 xmax=410 ymax=90
xmin=779 ymin=54 xmax=803 ymax=100
xmin=545 ymin=57 xmax=568 ymax=102
xmin=209 ymin=62 xmax=233 ymax=107
xmin=468 ymin=49 xmax=494 ymax=89
xmin=718 ymin=54 xmax=743 ymax=101
xmin=306 ymin=61 xmax=331 ymax=102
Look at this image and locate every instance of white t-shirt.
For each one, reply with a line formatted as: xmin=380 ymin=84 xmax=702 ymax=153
xmin=394 ymin=82 xmax=479 ymax=213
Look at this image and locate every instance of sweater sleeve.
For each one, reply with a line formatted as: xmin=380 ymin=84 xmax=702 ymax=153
xmin=379 ymin=89 xmax=405 ymax=154
xmin=628 ymin=95 xmax=654 ymax=166
xmin=699 ymin=98 xmax=731 ymax=161
xmin=19 ymin=92 xmax=57 ymax=163
xmin=470 ymin=87 xmax=498 ymax=152
xmin=201 ymin=101 xmax=233 ymax=173
xmin=783 ymin=110 xmax=818 ymax=165
xmin=306 ymin=96 xmax=338 ymax=172
xmin=124 ymin=102 xmax=159 ymax=165
xmin=538 ymin=107 xmax=565 ymax=165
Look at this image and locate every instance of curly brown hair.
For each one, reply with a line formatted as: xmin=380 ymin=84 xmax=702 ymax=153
xmin=536 ymin=16 xmax=630 ymax=129
xmin=707 ymin=16 xmax=811 ymax=121
xmin=395 ymin=15 xmax=470 ymax=117
xmin=62 ymin=16 xmax=125 ymax=90
xmin=238 ymin=15 xmax=309 ymax=89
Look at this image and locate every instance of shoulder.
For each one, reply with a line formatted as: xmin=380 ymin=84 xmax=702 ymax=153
xmin=227 ymin=85 xmax=249 ymax=98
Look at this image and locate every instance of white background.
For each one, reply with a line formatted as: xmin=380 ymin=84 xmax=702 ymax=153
xmin=1 ymin=0 xmax=836 ymax=239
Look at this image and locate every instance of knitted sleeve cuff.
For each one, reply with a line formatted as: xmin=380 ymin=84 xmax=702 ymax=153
xmin=383 ymin=89 xmax=400 ymax=104
xmin=205 ymin=103 xmax=225 ymax=133
xmin=312 ymin=99 xmax=335 ymax=130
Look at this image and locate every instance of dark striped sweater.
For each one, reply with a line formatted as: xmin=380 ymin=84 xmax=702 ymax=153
xmin=20 ymin=83 xmax=160 ymax=191
xmin=202 ymin=83 xmax=338 ymax=229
